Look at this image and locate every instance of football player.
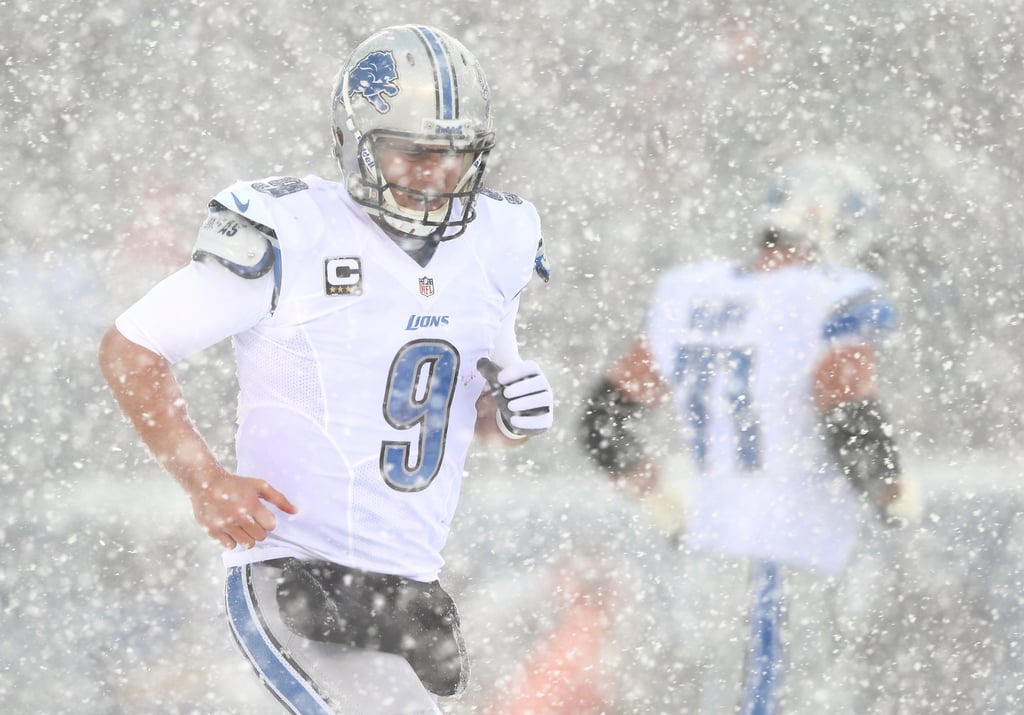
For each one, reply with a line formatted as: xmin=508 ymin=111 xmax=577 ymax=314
xmin=99 ymin=25 xmax=553 ymax=714
xmin=580 ymin=155 xmax=920 ymax=713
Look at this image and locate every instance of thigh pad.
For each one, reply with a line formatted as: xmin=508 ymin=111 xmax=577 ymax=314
xmin=272 ymin=558 xmax=467 ymax=697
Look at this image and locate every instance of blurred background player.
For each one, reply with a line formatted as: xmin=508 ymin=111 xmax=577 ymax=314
xmin=99 ymin=25 xmax=553 ymax=714
xmin=580 ymin=155 xmax=921 ymax=714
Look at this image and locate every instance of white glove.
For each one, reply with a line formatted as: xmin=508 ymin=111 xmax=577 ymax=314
xmin=883 ymin=477 xmax=924 ymax=527
xmin=477 ymin=357 xmax=554 ymax=439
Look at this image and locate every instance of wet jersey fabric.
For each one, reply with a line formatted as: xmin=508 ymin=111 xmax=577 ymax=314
xmin=121 ymin=175 xmax=540 ymax=581
xmin=645 ymin=261 xmax=896 ymax=575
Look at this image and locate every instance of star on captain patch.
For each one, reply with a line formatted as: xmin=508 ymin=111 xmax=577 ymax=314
xmin=418 ymin=276 xmax=435 ymax=297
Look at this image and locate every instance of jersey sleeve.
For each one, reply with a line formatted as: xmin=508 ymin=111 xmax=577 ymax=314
xmin=822 ymin=271 xmax=898 ymax=346
xmin=475 ymin=190 xmax=546 ymax=303
xmin=489 ymin=294 xmax=523 ymax=367
xmin=209 ymin=177 xmax=309 ymax=230
xmin=115 ymin=259 xmax=274 ymax=364
xmin=533 ymin=236 xmax=551 ymax=283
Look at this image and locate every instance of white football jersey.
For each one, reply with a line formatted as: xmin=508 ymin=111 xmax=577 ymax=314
xmin=646 ymin=261 xmax=896 ymax=574
xmin=161 ymin=176 xmax=539 ymax=581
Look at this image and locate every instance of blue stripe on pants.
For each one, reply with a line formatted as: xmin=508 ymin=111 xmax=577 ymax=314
xmin=741 ymin=560 xmax=784 ymax=715
xmin=225 ymin=565 xmax=333 ymax=714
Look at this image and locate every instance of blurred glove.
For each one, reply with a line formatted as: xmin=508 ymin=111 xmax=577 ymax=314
xmin=881 ymin=476 xmax=924 ymax=528
xmin=477 ymin=357 xmax=554 ymax=439
xmin=618 ymin=457 xmax=686 ymax=544
xmin=640 ymin=488 xmax=687 ymax=543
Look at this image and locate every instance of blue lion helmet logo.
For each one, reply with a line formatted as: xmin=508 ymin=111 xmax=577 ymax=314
xmin=349 ymin=50 xmax=400 ymax=114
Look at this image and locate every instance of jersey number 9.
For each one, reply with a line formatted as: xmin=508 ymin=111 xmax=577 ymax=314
xmin=380 ymin=340 xmax=461 ymax=491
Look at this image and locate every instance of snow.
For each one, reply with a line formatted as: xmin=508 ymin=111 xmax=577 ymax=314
xmin=2 ymin=1 xmax=1023 ymax=712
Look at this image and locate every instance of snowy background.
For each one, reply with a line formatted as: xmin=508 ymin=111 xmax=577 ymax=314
xmin=2 ymin=1 xmax=1023 ymax=712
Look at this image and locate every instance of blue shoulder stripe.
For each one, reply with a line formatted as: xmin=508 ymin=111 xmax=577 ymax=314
xmin=534 ymin=238 xmax=550 ymax=282
xmin=823 ymin=291 xmax=897 ymax=340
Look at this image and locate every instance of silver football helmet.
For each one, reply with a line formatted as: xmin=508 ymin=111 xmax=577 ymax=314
xmin=759 ymin=155 xmax=881 ymax=266
xmin=332 ymin=25 xmax=495 ymax=240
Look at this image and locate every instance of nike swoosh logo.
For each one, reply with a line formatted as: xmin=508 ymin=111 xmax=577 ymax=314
xmin=231 ymin=192 xmax=250 ymax=212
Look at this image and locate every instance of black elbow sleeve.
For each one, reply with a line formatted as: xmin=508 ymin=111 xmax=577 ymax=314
xmin=579 ymin=378 xmax=645 ymax=475
xmin=823 ymin=399 xmax=902 ymax=497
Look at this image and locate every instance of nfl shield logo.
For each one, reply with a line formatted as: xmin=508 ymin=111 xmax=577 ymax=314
xmin=418 ymin=276 xmax=435 ymax=297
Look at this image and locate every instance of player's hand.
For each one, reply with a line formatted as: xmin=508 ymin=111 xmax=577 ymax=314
xmin=477 ymin=357 xmax=554 ymax=438
xmin=186 ymin=467 xmax=299 ymax=549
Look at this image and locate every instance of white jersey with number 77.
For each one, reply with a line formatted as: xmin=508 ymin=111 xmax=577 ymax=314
xmin=646 ymin=260 xmax=897 ymax=575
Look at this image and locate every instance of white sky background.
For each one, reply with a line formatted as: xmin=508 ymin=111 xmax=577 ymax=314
xmin=1 ymin=1 xmax=1023 ymax=712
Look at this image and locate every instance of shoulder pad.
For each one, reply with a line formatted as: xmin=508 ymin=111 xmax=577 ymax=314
xmin=192 ymin=203 xmax=277 ymax=279
xmin=478 ymin=187 xmax=525 ymax=204
xmin=823 ymin=289 xmax=898 ymax=342
xmin=211 ymin=176 xmax=310 ymax=229
xmin=474 ymin=187 xmax=543 ymax=295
